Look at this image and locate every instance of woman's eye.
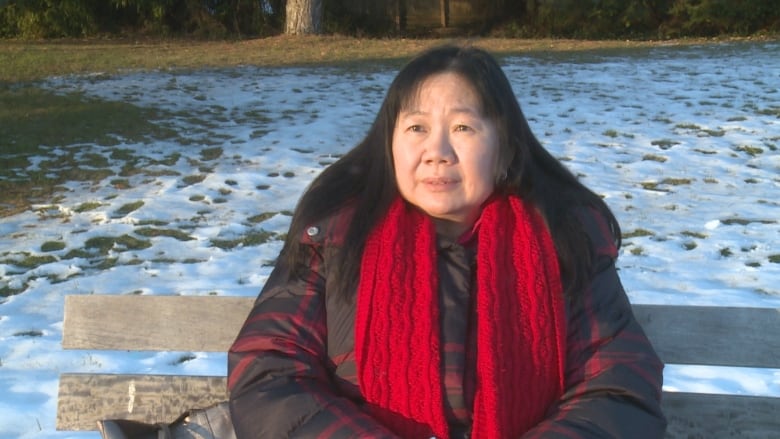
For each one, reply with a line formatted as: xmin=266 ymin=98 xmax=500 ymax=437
xmin=454 ymin=124 xmax=472 ymax=132
xmin=406 ymin=125 xmax=425 ymax=133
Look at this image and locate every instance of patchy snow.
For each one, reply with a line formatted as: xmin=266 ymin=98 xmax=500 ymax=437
xmin=1 ymin=40 xmax=778 ymax=438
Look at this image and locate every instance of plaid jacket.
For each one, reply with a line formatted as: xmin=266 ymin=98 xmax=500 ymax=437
xmin=228 ymin=206 xmax=666 ymax=438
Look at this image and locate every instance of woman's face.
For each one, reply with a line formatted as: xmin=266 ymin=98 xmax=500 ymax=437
xmin=392 ymin=72 xmax=500 ymax=236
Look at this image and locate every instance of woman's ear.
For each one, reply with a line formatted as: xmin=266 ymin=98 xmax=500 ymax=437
xmin=495 ymin=168 xmax=508 ymax=185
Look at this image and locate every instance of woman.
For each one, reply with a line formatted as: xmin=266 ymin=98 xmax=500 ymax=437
xmin=228 ymin=44 xmax=666 ymax=438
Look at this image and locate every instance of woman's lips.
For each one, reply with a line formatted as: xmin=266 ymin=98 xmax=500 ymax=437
xmin=422 ymin=177 xmax=459 ymax=191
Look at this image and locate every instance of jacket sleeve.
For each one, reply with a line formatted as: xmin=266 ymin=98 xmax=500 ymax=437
xmin=522 ymin=211 xmax=667 ymax=438
xmin=227 ymin=242 xmax=397 ymax=438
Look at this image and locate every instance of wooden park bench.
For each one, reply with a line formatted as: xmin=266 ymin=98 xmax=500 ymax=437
xmin=56 ymin=295 xmax=780 ymax=438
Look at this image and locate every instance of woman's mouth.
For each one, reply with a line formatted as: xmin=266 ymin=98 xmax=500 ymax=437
xmin=422 ymin=177 xmax=459 ymax=191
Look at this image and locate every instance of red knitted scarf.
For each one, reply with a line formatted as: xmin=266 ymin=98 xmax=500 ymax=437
xmin=355 ymin=196 xmax=566 ymax=438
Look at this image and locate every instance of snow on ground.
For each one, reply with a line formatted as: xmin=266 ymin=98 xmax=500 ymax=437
xmin=1 ymin=40 xmax=778 ymax=438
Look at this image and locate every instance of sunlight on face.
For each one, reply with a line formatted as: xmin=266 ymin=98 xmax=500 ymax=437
xmin=392 ymin=72 xmax=500 ymax=238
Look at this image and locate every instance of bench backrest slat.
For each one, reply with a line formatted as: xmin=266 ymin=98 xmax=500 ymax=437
xmin=63 ymin=296 xmax=780 ymax=368
xmin=633 ymin=304 xmax=780 ymax=368
xmin=62 ymin=295 xmax=251 ymax=352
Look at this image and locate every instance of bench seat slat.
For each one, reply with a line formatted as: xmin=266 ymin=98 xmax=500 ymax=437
xmin=663 ymin=392 xmax=780 ymax=438
xmin=57 ymin=373 xmax=780 ymax=437
xmin=56 ymin=373 xmax=228 ymax=431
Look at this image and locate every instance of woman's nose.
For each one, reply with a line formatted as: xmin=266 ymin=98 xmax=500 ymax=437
xmin=423 ymin=130 xmax=455 ymax=164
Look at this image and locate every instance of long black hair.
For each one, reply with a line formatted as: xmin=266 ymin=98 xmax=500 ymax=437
xmin=281 ymin=44 xmax=621 ymax=301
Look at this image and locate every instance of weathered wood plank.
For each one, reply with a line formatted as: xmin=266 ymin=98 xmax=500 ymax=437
xmin=58 ymin=296 xmax=780 ymax=435
xmin=63 ymin=296 xmax=780 ymax=368
xmin=56 ymin=374 xmax=228 ymax=431
xmin=663 ymin=392 xmax=780 ymax=438
xmin=634 ymin=304 xmax=780 ymax=368
xmin=56 ymin=372 xmax=780 ymax=436
xmin=62 ymin=295 xmax=253 ymax=352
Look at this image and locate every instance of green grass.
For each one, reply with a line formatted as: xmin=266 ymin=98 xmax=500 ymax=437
xmin=640 ymin=182 xmax=667 ymax=191
xmin=642 ymin=153 xmax=668 ymax=162
xmin=13 ymin=330 xmax=43 ymax=337
xmin=181 ymin=174 xmax=207 ymax=186
xmin=84 ymin=234 xmax=152 ymax=254
xmin=623 ymin=229 xmax=655 ymax=239
xmin=1 ymin=36 xmax=746 ymax=83
xmin=756 ymin=106 xmax=780 ymax=117
xmin=74 ymin=201 xmax=103 ymax=212
xmin=200 ymin=147 xmax=223 ymax=161
xmin=0 ymin=85 xmax=174 ymax=151
xmin=640 ymin=178 xmax=692 ymax=191
xmin=1 ymin=284 xmax=27 ymax=297
xmin=62 ymin=249 xmax=92 ymax=260
xmin=247 ymin=212 xmax=277 ymax=223
xmin=721 ymin=218 xmax=777 ymax=226
xmin=735 ymin=145 xmax=764 ymax=156
xmin=0 ymin=84 xmax=179 ymax=217
xmin=110 ymin=178 xmax=131 ymax=189
xmin=171 ymin=354 xmax=198 ymax=365
xmin=135 ymin=227 xmax=195 ymax=241
xmin=41 ymin=241 xmax=66 ymax=252
xmin=210 ymin=229 xmax=276 ymax=249
xmin=2 ymin=253 xmax=57 ymax=269
xmin=660 ymin=178 xmax=693 ymax=186
xmin=701 ymin=128 xmax=725 ymax=137
xmin=603 ymin=129 xmax=619 ymax=138
xmin=114 ymin=200 xmax=145 ymax=216
xmin=650 ymin=139 xmax=679 ymax=149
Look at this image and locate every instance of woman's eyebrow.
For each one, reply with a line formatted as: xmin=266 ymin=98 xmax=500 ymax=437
xmin=400 ymin=107 xmax=480 ymax=117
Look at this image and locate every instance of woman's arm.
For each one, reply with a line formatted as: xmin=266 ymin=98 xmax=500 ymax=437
xmin=227 ymin=244 xmax=396 ymax=438
xmin=522 ymin=212 xmax=667 ymax=438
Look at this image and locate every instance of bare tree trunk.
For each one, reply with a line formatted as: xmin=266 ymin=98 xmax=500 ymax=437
xmin=285 ymin=0 xmax=323 ymax=35
xmin=440 ymin=0 xmax=450 ymax=27
xmin=395 ymin=0 xmax=407 ymax=33
xmin=527 ymin=0 xmax=537 ymax=16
